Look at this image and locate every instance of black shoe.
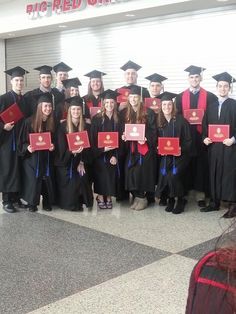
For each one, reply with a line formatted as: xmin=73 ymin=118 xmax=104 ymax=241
xmin=29 ymin=205 xmax=38 ymax=212
xmin=200 ymin=205 xmax=219 ymax=212
xmin=222 ymin=206 xmax=236 ymax=218
xmin=3 ymin=203 xmax=16 ymax=213
xmin=165 ymin=198 xmax=175 ymax=212
xmin=197 ymin=200 xmax=206 ymax=207
xmin=172 ymin=198 xmax=187 ymax=214
xmin=42 ymin=205 xmax=52 ymax=211
xmin=159 ymin=197 xmax=167 ymax=206
xmin=147 ymin=197 xmax=155 ymax=205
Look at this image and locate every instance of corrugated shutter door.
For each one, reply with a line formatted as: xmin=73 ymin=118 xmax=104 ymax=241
xmin=5 ymin=8 xmax=236 ymax=98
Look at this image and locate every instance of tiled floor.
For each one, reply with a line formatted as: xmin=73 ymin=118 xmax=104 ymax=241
xmin=0 ymin=195 xmax=231 ymax=314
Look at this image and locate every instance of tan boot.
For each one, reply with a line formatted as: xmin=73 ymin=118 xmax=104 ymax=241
xmin=130 ymin=197 xmax=138 ymax=209
xmin=134 ymin=197 xmax=148 ymax=211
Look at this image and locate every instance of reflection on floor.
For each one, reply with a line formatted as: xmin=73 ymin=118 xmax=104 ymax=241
xmin=0 ymin=195 xmax=231 ymax=314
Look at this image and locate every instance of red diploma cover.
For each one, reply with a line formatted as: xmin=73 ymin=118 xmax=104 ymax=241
xmin=29 ymin=132 xmax=52 ymax=151
xmin=144 ymin=98 xmax=161 ymax=111
xmin=66 ymin=131 xmax=90 ymax=151
xmin=124 ymin=124 xmax=145 ymax=141
xmin=90 ymin=107 xmax=102 ymax=118
xmin=98 ymin=132 xmax=119 ymax=148
xmin=183 ymin=109 xmax=204 ymax=125
xmin=158 ymin=137 xmax=180 ymax=156
xmin=0 ymin=103 xmax=24 ymax=124
xmin=208 ymin=124 xmax=230 ymax=142
xmin=116 ymin=88 xmax=130 ymax=103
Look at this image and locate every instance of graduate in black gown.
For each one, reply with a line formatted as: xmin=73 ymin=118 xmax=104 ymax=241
xmin=201 ymin=72 xmax=236 ymax=218
xmin=54 ymin=96 xmax=93 ymax=211
xmin=83 ymin=70 xmax=106 ymax=124
xmin=0 ymin=66 xmax=29 ymax=213
xmin=90 ymin=89 xmax=122 ymax=209
xmin=156 ymin=92 xmax=192 ymax=214
xmin=18 ymin=92 xmax=56 ymax=212
xmin=176 ymin=65 xmax=217 ymax=208
xmin=120 ymin=85 xmax=156 ymax=211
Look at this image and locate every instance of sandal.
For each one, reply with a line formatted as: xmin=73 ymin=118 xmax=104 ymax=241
xmin=96 ymin=196 xmax=107 ymax=209
xmin=106 ymin=200 xmax=113 ymax=209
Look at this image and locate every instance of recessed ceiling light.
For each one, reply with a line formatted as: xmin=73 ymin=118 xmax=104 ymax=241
xmin=7 ymin=33 xmax=15 ymax=37
xmin=216 ymin=0 xmax=229 ymax=2
xmin=125 ymin=14 xmax=135 ymax=17
xmin=58 ymin=25 xmax=67 ymax=28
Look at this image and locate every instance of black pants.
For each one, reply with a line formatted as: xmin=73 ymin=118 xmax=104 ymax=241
xmin=2 ymin=192 xmax=19 ymax=205
xmin=132 ymin=191 xmax=145 ymax=198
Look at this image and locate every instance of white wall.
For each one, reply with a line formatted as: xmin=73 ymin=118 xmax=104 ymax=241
xmin=0 ymin=39 xmax=6 ymax=94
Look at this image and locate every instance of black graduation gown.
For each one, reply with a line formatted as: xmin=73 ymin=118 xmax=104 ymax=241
xmin=202 ymin=97 xmax=236 ymax=202
xmin=156 ymin=115 xmax=192 ymax=198
xmin=120 ymin=108 xmax=156 ymax=193
xmin=24 ymin=88 xmax=65 ymax=122
xmin=90 ymin=114 xmax=122 ymax=196
xmin=54 ymin=121 xmax=93 ymax=209
xmin=83 ymin=94 xmax=102 ymax=120
xmin=17 ymin=118 xmax=55 ymax=206
xmin=175 ymin=90 xmax=217 ymax=194
xmin=0 ymin=91 xmax=26 ymax=193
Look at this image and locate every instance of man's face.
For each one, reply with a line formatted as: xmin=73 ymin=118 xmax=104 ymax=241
xmin=124 ymin=69 xmax=138 ymax=85
xmin=188 ymin=74 xmax=202 ymax=89
xmin=39 ymin=74 xmax=52 ymax=89
xmin=56 ymin=71 xmax=69 ymax=84
xmin=150 ymin=82 xmax=163 ymax=96
xmin=217 ymin=81 xmax=230 ymax=97
xmin=11 ymin=76 xmax=24 ymax=92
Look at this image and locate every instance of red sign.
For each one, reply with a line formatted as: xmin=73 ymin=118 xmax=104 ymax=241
xmin=66 ymin=131 xmax=90 ymax=151
xmin=144 ymin=98 xmax=161 ymax=112
xmin=90 ymin=107 xmax=102 ymax=118
xmin=124 ymin=124 xmax=145 ymax=141
xmin=158 ymin=137 xmax=180 ymax=156
xmin=0 ymin=103 xmax=24 ymax=124
xmin=183 ymin=109 xmax=204 ymax=125
xmin=208 ymin=124 xmax=230 ymax=142
xmin=117 ymin=88 xmax=130 ymax=103
xmin=98 ymin=132 xmax=119 ymax=148
xmin=29 ymin=132 xmax=52 ymax=151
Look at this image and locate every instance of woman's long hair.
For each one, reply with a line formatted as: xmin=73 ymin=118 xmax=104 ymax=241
xmin=157 ymin=100 xmax=177 ymax=129
xmin=66 ymin=106 xmax=84 ymax=133
xmin=87 ymin=79 xmax=104 ymax=99
xmin=31 ymin=102 xmax=54 ymax=133
xmin=125 ymin=96 xmax=146 ymax=124
xmin=99 ymin=98 xmax=119 ymax=124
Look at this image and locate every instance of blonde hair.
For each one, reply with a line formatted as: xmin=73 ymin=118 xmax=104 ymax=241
xmin=31 ymin=102 xmax=54 ymax=133
xmin=125 ymin=96 xmax=147 ymax=124
xmin=99 ymin=98 xmax=119 ymax=124
xmin=66 ymin=106 xmax=84 ymax=133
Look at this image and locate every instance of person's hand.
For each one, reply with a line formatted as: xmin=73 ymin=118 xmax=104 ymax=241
xmin=27 ymin=145 xmax=34 ymax=153
xmin=104 ymin=146 xmax=114 ymax=152
xmin=118 ymin=102 xmax=127 ymax=111
xmin=223 ymin=138 xmax=235 ymax=146
xmin=138 ymin=137 xmax=147 ymax=145
xmin=77 ymin=162 xmax=85 ymax=176
xmin=110 ymin=156 xmax=117 ymax=165
xmin=49 ymin=143 xmax=55 ymax=151
xmin=72 ymin=147 xmax=84 ymax=154
xmin=203 ymin=137 xmax=212 ymax=146
xmin=121 ymin=133 xmax=126 ymax=141
xmin=3 ymin=121 xmax=14 ymax=131
xmin=174 ymin=147 xmax=181 ymax=156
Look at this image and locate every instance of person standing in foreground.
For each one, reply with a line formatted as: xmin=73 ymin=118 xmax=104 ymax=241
xmin=201 ymin=72 xmax=236 ymax=218
xmin=0 ymin=66 xmax=29 ymax=213
xmin=176 ymin=65 xmax=217 ymax=208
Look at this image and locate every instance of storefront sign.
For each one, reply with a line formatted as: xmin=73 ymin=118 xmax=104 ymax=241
xmin=26 ymin=0 xmax=130 ymax=19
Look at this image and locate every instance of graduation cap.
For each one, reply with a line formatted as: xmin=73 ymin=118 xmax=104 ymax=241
xmin=65 ymin=96 xmax=84 ymax=107
xmin=157 ymin=91 xmax=178 ymax=101
xmin=53 ymin=62 xmax=72 ymax=73
xmin=145 ymin=73 xmax=167 ymax=83
xmin=34 ymin=65 xmax=52 ymax=75
xmin=5 ymin=66 xmax=29 ymax=78
xmin=99 ymin=89 xmax=120 ymax=101
xmin=212 ymin=72 xmax=236 ymax=84
xmin=62 ymin=77 xmax=82 ymax=89
xmin=127 ymin=84 xmax=146 ymax=97
xmin=120 ymin=60 xmax=142 ymax=72
xmin=84 ymin=70 xmax=106 ymax=79
xmin=184 ymin=65 xmax=206 ymax=75
xmin=34 ymin=92 xmax=53 ymax=104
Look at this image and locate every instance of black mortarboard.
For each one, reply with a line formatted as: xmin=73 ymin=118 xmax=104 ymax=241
xmin=157 ymin=91 xmax=178 ymax=101
xmin=99 ymin=89 xmax=120 ymax=101
xmin=127 ymin=85 xmax=144 ymax=96
xmin=84 ymin=70 xmax=106 ymax=79
xmin=145 ymin=73 xmax=168 ymax=83
xmin=120 ymin=60 xmax=142 ymax=71
xmin=53 ymin=62 xmax=72 ymax=73
xmin=5 ymin=66 xmax=29 ymax=78
xmin=184 ymin=65 xmax=206 ymax=75
xmin=212 ymin=72 xmax=236 ymax=84
xmin=34 ymin=65 xmax=52 ymax=75
xmin=34 ymin=92 xmax=53 ymax=104
xmin=62 ymin=77 xmax=82 ymax=89
xmin=65 ymin=96 xmax=84 ymax=107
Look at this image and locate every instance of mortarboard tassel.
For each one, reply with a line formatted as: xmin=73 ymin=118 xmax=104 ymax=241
xmin=35 ymin=152 xmax=39 ymax=178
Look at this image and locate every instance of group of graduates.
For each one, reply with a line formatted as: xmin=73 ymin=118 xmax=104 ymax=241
xmin=1 ymin=59 xmax=236 ymax=218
